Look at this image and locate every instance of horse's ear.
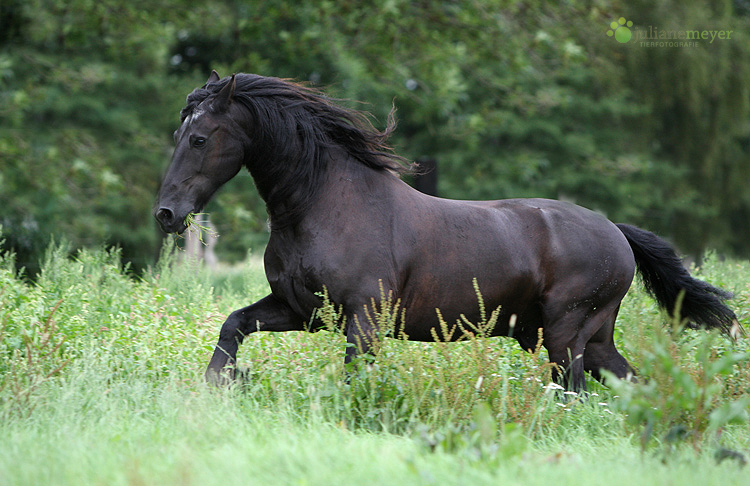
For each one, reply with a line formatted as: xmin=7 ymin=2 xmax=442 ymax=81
xmin=207 ymin=70 xmax=221 ymax=84
xmin=213 ymin=74 xmax=236 ymax=113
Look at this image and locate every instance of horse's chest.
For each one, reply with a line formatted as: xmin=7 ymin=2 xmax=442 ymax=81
xmin=264 ymin=244 xmax=327 ymax=317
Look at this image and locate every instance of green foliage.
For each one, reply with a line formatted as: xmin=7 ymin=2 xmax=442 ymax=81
xmin=0 ymin=242 xmax=749 ymax=483
xmin=0 ymin=240 xmax=221 ymax=417
xmin=0 ymin=0 xmax=199 ymax=273
xmin=415 ymin=401 xmax=530 ymax=467
xmin=606 ymin=325 xmax=750 ymax=453
xmin=2 ymin=0 xmax=750 ymax=270
xmin=601 ymin=255 xmax=750 ymax=457
xmin=623 ymin=0 xmax=750 ymax=254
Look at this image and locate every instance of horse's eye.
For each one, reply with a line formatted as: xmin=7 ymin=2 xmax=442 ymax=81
xmin=192 ymin=137 xmax=207 ymax=148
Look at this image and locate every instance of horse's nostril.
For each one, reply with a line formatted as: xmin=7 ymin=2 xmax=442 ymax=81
xmin=156 ymin=207 xmax=174 ymax=223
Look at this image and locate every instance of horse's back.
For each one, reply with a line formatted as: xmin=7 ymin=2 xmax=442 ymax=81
xmin=407 ymin=195 xmax=633 ymax=272
xmin=466 ymin=197 xmax=636 ymax=296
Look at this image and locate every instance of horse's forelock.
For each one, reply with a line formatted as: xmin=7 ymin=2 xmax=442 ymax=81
xmin=180 ymin=87 xmax=208 ymax=122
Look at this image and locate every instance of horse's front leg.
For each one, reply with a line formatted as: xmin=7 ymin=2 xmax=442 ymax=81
xmin=205 ymin=293 xmax=303 ymax=384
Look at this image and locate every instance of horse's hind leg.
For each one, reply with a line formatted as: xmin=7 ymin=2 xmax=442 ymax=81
xmin=542 ymin=307 xmax=592 ymax=393
xmin=543 ymin=302 xmax=626 ymax=393
xmin=543 ymin=332 xmax=587 ymax=393
xmin=583 ymin=305 xmax=635 ymax=383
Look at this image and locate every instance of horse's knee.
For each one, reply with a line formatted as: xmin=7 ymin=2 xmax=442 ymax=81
xmin=219 ymin=309 xmax=253 ymax=343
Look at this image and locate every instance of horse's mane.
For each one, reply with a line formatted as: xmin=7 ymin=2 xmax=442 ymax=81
xmin=180 ymin=74 xmax=411 ymax=228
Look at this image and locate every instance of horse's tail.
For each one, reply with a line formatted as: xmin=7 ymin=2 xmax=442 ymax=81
xmin=616 ymin=223 xmax=742 ymax=337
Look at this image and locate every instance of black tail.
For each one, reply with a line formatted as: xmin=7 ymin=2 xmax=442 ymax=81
xmin=616 ymin=224 xmax=741 ymax=337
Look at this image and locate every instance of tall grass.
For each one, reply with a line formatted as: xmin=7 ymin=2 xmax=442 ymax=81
xmin=1 ymin=238 xmax=748 ymax=485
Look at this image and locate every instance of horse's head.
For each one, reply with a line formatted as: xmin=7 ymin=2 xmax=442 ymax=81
xmin=155 ymin=70 xmax=410 ymax=232
xmin=154 ymin=71 xmax=244 ymax=234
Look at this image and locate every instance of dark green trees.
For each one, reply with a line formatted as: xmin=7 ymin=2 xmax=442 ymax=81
xmin=2 ymin=0 xmax=749 ymax=269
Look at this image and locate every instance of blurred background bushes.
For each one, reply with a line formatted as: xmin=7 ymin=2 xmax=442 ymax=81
xmin=1 ymin=0 xmax=749 ymax=274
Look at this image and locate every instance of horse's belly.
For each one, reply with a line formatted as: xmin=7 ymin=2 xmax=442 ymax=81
xmin=397 ymin=268 xmax=544 ymax=343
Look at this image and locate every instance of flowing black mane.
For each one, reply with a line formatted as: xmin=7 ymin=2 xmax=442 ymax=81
xmin=180 ymin=74 xmax=410 ymax=228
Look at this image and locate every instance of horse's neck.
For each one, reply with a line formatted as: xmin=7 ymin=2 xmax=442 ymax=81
xmin=267 ymin=148 xmax=404 ymax=233
xmin=326 ymin=149 xmax=404 ymax=196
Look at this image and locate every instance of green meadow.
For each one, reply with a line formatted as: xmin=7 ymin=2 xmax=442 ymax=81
xmin=1 ymin=240 xmax=749 ymax=485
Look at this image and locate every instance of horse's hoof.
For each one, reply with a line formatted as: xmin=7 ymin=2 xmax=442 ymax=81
xmin=205 ymin=368 xmax=233 ymax=386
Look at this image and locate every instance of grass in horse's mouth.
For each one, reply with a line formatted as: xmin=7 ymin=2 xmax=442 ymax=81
xmin=183 ymin=213 xmax=219 ymax=244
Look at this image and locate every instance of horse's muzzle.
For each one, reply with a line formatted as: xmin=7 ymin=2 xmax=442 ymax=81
xmin=154 ymin=207 xmax=187 ymax=234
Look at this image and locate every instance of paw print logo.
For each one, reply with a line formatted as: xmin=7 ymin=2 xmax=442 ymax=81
xmin=607 ymin=17 xmax=633 ymax=43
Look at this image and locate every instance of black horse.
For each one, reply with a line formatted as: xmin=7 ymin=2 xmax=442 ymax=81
xmin=154 ymin=71 xmax=740 ymax=392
